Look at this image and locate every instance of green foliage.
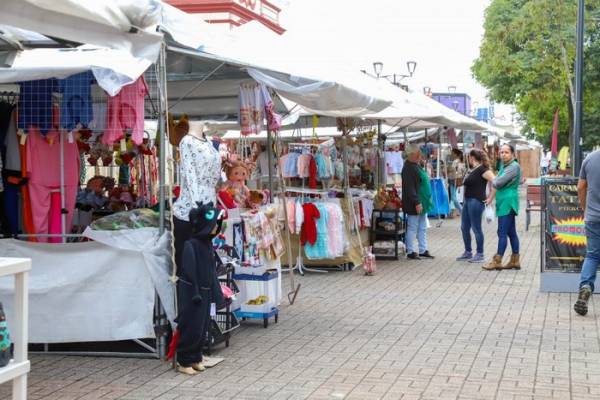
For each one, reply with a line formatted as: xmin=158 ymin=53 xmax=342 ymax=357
xmin=473 ymin=0 xmax=600 ymax=150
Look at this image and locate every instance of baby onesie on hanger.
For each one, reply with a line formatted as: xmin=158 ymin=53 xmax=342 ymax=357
xmin=103 ymin=76 xmax=148 ymax=145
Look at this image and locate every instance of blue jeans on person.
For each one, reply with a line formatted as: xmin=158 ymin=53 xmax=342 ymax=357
xmin=461 ymin=198 xmax=485 ymax=255
xmin=541 ymin=166 xmax=548 ymax=176
xmin=579 ymin=221 xmax=600 ymax=292
xmin=449 ymin=182 xmax=462 ymax=213
xmin=497 ymin=211 xmax=519 ymax=256
xmin=406 ymin=214 xmax=428 ymax=254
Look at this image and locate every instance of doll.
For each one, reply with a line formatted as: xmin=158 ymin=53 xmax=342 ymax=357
xmin=221 ymin=160 xmax=251 ymax=208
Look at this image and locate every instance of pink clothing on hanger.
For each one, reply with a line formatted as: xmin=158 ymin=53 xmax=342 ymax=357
xmin=297 ymin=154 xmax=312 ymax=178
xmin=102 ymin=76 xmax=149 ymax=145
xmin=26 ymin=128 xmax=80 ymax=240
xmin=286 ymin=199 xmax=296 ymax=234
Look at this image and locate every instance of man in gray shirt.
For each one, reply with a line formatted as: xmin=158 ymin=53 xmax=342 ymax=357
xmin=574 ymin=150 xmax=600 ymax=316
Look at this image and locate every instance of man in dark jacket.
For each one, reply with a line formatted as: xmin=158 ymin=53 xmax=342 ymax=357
xmin=402 ymin=144 xmax=434 ymax=260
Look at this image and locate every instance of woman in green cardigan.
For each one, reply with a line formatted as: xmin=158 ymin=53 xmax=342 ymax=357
xmin=483 ymin=144 xmax=522 ymax=270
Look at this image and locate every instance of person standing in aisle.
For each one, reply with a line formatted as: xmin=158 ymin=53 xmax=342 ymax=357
xmin=574 ymin=149 xmax=600 ymax=316
xmin=402 ymin=144 xmax=434 ymax=260
xmin=483 ymin=144 xmax=522 ymax=270
xmin=456 ymin=149 xmax=496 ymax=263
xmin=448 ymin=149 xmax=466 ymax=217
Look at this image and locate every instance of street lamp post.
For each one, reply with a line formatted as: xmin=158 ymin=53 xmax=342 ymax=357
xmin=573 ymin=0 xmax=584 ymax=176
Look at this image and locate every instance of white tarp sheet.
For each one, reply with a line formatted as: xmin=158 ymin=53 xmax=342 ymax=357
xmin=0 ymin=47 xmax=152 ymax=96
xmin=247 ymin=68 xmax=393 ymax=117
xmin=0 ymin=0 xmax=207 ymax=62
xmin=0 ymin=228 xmax=174 ymax=343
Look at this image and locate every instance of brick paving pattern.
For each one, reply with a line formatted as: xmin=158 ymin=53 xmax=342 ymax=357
xmin=2 ymin=209 xmax=600 ymax=399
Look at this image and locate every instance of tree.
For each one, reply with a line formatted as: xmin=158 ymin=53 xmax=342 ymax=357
xmin=473 ymin=0 xmax=600 ymax=150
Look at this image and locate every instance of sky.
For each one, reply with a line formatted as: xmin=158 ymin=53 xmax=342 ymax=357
xmin=276 ymin=0 xmax=514 ymax=122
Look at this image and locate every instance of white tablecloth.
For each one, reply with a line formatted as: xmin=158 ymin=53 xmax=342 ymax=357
xmin=0 ymin=228 xmax=174 ymax=343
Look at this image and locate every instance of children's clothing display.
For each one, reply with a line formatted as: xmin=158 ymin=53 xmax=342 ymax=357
xmin=103 ymin=76 xmax=149 ymax=145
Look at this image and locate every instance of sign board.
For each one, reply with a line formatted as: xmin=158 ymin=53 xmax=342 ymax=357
xmin=540 ymin=177 xmax=588 ymax=292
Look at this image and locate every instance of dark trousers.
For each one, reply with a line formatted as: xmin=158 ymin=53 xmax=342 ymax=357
xmin=497 ymin=211 xmax=519 ymax=256
xmin=173 ymin=217 xmax=193 ymax=277
xmin=461 ymin=198 xmax=485 ymax=254
xmin=176 ymin=286 xmax=210 ymax=367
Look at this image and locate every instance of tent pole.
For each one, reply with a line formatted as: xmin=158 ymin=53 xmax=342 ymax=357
xmin=267 ymin=127 xmax=274 ymax=197
xmin=60 ymin=131 xmax=66 ymax=243
xmin=273 ymin=130 xmax=301 ymax=304
xmin=156 ymin=44 xmax=168 ymax=360
xmin=377 ymin=119 xmax=384 ymax=188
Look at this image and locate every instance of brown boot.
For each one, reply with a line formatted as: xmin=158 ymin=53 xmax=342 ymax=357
xmin=500 ymin=254 xmax=521 ymax=270
xmin=482 ymin=255 xmax=503 ymax=270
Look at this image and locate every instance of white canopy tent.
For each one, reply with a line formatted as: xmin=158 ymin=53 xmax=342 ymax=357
xmin=0 ymin=0 xmax=211 ymax=62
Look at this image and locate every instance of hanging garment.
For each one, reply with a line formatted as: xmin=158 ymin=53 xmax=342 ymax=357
xmin=238 ymin=83 xmax=263 ymax=136
xmin=172 ymin=135 xmax=221 ymax=222
xmin=259 ymin=84 xmax=282 ymax=132
xmin=103 ymin=76 xmax=149 ymax=145
xmin=47 ymin=190 xmax=62 ymax=243
xmin=300 ymin=203 xmax=320 ymax=246
xmin=284 ymin=152 xmax=300 ymax=178
xmin=26 ymin=129 xmax=80 ymax=240
xmin=18 ymin=79 xmax=58 ymax=135
xmin=3 ymin=109 xmax=21 ymax=172
xmin=447 ymin=128 xmax=458 ymax=149
xmin=305 ymin=203 xmax=329 ymax=259
xmin=59 ymin=71 xmax=95 ymax=130
xmin=325 ymin=203 xmax=344 ymax=258
xmin=308 ymin=156 xmax=318 ymax=189
xmin=295 ymin=199 xmax=304 ymax=234
xmin=297 ymin=154 xmax=312 ymax=178
xmin=286 ymin=198 xmax=296 ymax=234
xmin=385 ymin=151 xmax=404 ymax=174
xmin=315 ymin=153 xmax=329 ymax=179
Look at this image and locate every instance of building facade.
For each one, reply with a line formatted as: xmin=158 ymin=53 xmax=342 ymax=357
xmin=166 ymin=0 xmax=285 ymax=34
xmin=432 ymin=92 xmax=472 ymax=116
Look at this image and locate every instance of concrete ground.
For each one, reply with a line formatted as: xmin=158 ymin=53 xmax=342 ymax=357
xmin=2 ymin=208 xmax=600 ymax=400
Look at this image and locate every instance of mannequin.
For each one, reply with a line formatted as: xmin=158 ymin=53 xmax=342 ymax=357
xmin=172 ymin=126 xmax=221 ymax=274
xmin=175 ymin=202 xmax=225 ymax=375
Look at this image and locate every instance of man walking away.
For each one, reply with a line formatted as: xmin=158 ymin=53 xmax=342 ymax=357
xmin=574 ymin=150 xmax=600 ymax=316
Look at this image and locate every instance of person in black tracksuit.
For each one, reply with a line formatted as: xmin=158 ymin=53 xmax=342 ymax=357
xmin=176 ymin=202 xmax=225 ymax=374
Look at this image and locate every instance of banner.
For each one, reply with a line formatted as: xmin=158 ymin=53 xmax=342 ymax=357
xmin=543 ymin=178 xmax=587 ymax=272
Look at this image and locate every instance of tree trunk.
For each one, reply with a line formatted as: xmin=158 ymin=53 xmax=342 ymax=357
xmin=567 ymin=88 xmax=574 ymax=173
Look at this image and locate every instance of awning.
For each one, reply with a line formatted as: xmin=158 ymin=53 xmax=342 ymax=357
xmin=0 ymin=0 xmax=208 ymax=62
xmin=0 ymin=47 xmax=152 ymax=96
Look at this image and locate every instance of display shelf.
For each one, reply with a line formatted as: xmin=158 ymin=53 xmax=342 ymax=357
xmin=0 ymin=257 xmax=31 ymax=400
xmin=369 ymin=209 xmax=405 ymax=260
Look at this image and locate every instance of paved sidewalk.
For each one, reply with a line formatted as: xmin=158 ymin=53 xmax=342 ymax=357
xmin=2 ymin=210 xmax=600 ymax=400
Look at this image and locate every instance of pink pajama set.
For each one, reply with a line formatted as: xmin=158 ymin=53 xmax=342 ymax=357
xmin=26 ymin=130 xmax=80 ymax=242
